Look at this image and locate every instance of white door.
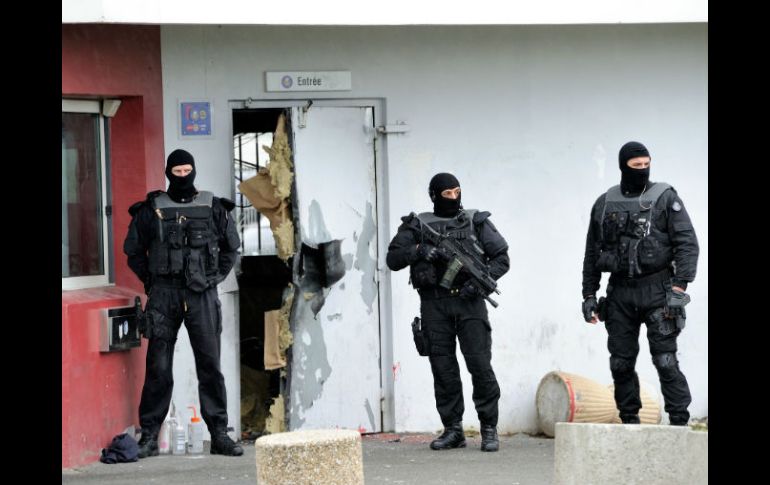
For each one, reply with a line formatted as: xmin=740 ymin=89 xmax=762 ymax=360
xmin=289 ymin=105 xmax=381 ymax=432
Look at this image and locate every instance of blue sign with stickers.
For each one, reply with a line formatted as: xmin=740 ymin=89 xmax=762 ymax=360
xmin=180 ymin=102 xmax=211 ymax=136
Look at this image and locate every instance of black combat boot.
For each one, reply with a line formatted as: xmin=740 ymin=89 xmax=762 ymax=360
xmin=137 ymin=429 xmax=159 ymax=459
xmin=210 ymin=430 xmax=244 ymax=456
xmin=430 ymin=422 xmax=466 ymax=450
xmin=620 ymin=413 xmax=640 ymax=424
xmin=480 ymin=424 xmax=499 ymax=452
xmin=669 ymin=414 xmax=689 ymax=426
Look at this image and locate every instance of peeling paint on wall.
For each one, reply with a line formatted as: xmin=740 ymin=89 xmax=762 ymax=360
xmin=287 ymin=210 xmax=352 ymax=426
xmin=284 ymin=104 xmax=383 ymax=432
xmin=342 ymin=254 xmax=354 ymax=270
xmin=307 ymin=200 xmax=333 ymax=244
xmin=289 ymin=199 xmax=337 ymax=428
xmin=354 ymin=201 xmax=377 ymax=314
xmin=297 ymin=201 xmax=348 ymax=317
xmin=364 ymin=399 xmax=376 ymax=433
xmin=289 ymin=287 xmax=332 ymax=428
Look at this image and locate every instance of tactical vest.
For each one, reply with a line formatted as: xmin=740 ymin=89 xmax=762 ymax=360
xmin=595 ymin=183 xmax=673 ymax=277
xmin=147 ymin=191 xmax=220 ymax=291
xmin=409 ymin=209 xmax=482 ymax=288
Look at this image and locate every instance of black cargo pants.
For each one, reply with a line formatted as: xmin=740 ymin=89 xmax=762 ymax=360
xmin=138 ymin=284 xmax=228 ymax=433
xmin=605 ymin=272 xmax=692 ymax=423
xmin=421 ymin=294 xmax=500 ymax=427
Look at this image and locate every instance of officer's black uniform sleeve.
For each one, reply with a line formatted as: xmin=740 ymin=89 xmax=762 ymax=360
xmin=581 ymin=194 xmax=605 ymax=298
xmin=475 ymin=214 xmax=510 ymax=281
xmin=386 ymin=217 xmax=419 ymax=271
xmin=123 ymin=201 xmax=153 ymax=289
xmin=213 ymin=197 xmax=240 ymax=280
xmin=662 ymin=190 xmax=699 ymax=290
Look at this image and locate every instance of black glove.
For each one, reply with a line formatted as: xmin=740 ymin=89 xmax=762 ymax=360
xmin=459 ymin=281 xmax=484 ymax=299
xmin=415 ymin=243 xmax=448 ymax=263
xmin=596 ymin=296 xmax=608 ymax=322
xmin=582 ymin=296 xmax=598 ymax=322
xmin=665 ymin=289 xmax=690 ymax=322
xmin=210 ymin=273 xmax=227 ymax=287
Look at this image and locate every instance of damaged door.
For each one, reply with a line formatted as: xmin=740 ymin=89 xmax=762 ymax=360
xmin=289 ymin=105 xmax=381 ymax=432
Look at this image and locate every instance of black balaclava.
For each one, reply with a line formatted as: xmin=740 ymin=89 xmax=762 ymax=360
xmin=428 ymin=173 xmax=462 ymax=217
xmin=165 ymin=149 xmax=197 ymax=202
xmin=618 ymin=141 xmax=651 ymax=194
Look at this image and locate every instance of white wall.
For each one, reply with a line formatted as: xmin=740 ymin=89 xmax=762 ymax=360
xmin=63 ymin=0 xmax=708 ymax=25
xmin=160 ymin=24 xmax=708 ymax=434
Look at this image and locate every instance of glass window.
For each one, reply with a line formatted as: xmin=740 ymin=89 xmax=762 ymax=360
xmin=62 ymin=99 xmax=110 ymax=289
xmin=234 ymin=131 xmax=277 ymax=256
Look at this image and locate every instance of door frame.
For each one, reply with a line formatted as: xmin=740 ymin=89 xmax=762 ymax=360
xmin=228 ymin=98 xmax=395 ymax=431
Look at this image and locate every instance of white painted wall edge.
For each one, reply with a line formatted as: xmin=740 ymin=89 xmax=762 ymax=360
xmin=63 ymin=0 xmax=707 ymax=25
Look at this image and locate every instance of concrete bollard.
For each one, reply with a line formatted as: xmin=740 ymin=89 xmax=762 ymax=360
xmin=554 ymin=422 xmax=708 ymax=485
xmin=255 ymin=429 xmax=364 ymax=485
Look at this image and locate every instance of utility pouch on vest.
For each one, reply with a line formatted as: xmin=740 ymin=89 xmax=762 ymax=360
xmin=207 ymin=242 xmax=220 ymax=274
xmin=185 ymin=250 xmax=209 ymax=292
xmin=167 ymin=222 xmax=185 ymax=273
xmin=169 ymin=250 xmax=184 ymax=274
xmin=167 ymin=222 xmax=183 ymax=249
xmin=410 ymin=260 xmax=438 ymax=288
xmin=151 ymin=246 xmax=170 ymax=275
xmin=596 ymin=250 xmax=620 ymax=272
xmin=439 ymin=258 xmax=463 ymax=289
xmin=186 ymin=221 xmax=208 ymax=249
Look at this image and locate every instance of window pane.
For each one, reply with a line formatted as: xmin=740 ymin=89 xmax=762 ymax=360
xmin=62 ymin=112 xmax=104 ymax=277
xmin=234 ymin=132 xmax=276 ymax=256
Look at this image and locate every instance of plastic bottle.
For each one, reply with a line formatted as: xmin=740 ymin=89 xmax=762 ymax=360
xmin=158 ymin=408 xmax=172 ymax=454
xmin=186 ymin=405 xmax=204 ymax=454
xmin=171 ymin=402 xmax=186 ymax=455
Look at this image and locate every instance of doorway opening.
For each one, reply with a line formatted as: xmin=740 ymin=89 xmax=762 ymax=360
xmin=232 ymin=108 xmax=293 ymax=440
xmin=232 ymin=99 xmax=392 ymax=436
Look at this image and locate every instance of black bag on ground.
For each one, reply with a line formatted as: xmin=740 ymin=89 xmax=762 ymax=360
xmin=100 ymin=433 xmax=139 ymax=464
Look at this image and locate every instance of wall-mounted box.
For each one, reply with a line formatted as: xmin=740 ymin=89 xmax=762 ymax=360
xmin=99 ymin=306 xmax=141 ymax=352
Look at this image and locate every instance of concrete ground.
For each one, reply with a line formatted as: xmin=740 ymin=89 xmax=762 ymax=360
xmin=62 ymin=432 xmax=555 ymax=485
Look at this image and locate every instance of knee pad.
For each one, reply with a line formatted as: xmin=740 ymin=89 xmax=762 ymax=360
xmin=610 ymin=356 xmax=635 ymax=377
xmin=652 ymin=352 xmax=680 ymax=378
xmin=652 ymin=352 xmax=678 ymax=369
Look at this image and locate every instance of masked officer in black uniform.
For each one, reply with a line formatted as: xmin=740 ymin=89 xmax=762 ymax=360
xmin=124 ymin=149 xmax=243 ymax=457
xmin=581 ymin=141 xmax=699 ymax=426
xmin=386 ymin=173 xmax=509 ymax=452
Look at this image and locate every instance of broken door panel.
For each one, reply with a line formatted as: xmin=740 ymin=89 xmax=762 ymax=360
xmin=289 ymin=106 xmax=381 ymax=432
